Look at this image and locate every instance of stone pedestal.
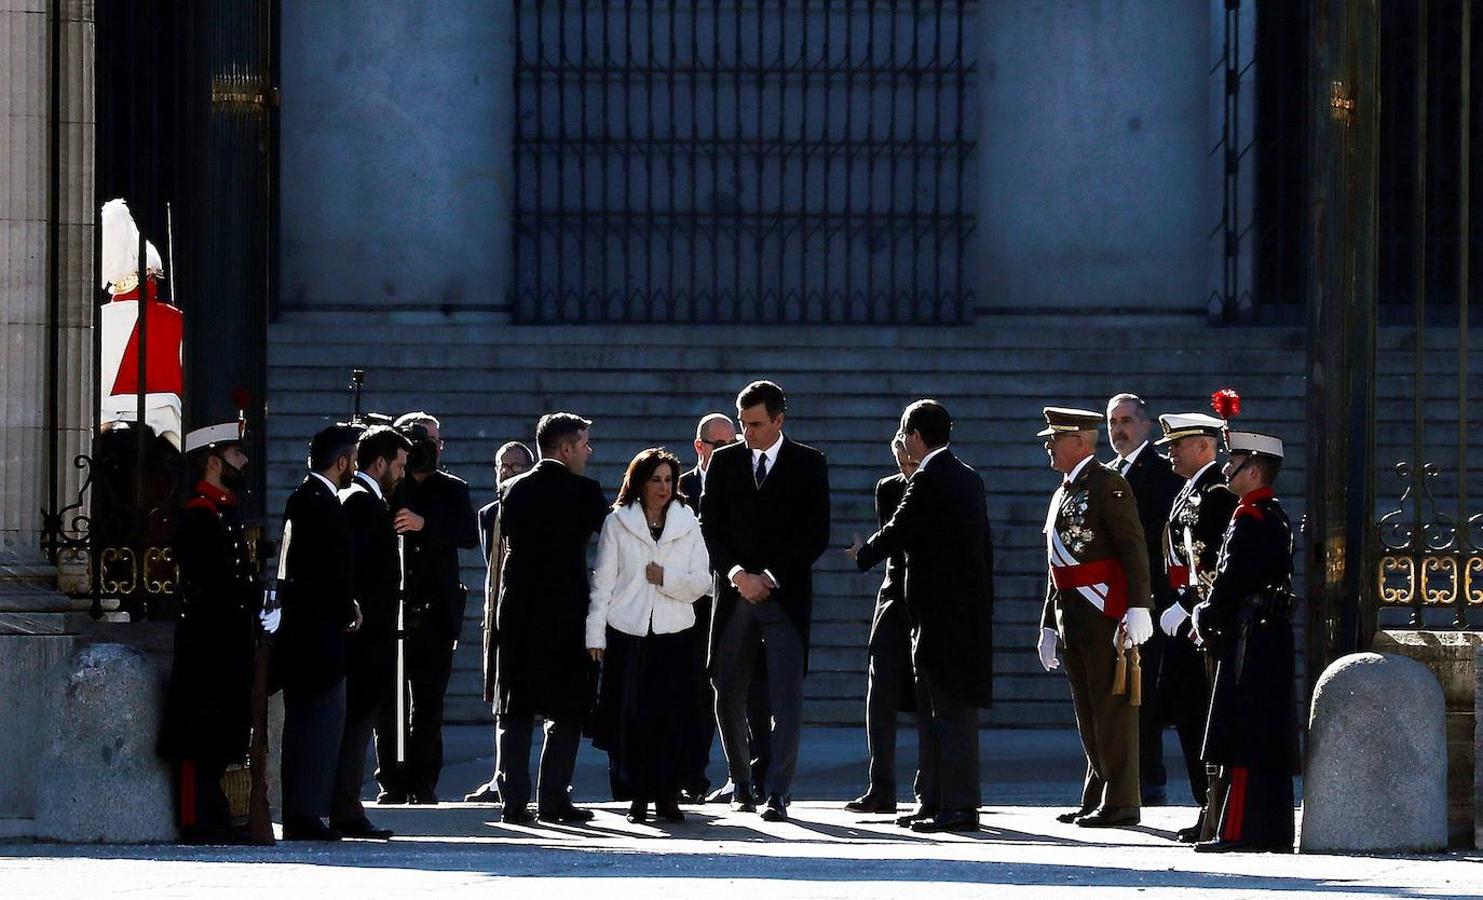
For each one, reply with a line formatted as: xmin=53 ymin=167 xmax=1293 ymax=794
xmin=33 ymin=643 xmax=176 ymax=843
xmin=1372 ymin=630 xmax=1483 ymax=847
xmin=1300 ymin=652 xmax=1447 ymax=853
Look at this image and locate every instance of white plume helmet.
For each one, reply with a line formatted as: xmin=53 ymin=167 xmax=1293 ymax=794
xmin=99 ymin=198 xmax=164 ymax=293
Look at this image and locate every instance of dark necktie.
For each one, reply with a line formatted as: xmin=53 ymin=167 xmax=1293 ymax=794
xmin=755 ymin=452 xmax=769 ymax=486
xmin=1061 ymin=477 xmax=1073 ymax=491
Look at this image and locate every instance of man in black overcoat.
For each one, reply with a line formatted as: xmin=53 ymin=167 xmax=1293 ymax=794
xmin=375 ymin=412 xmax=479 ymax=803
xmin=850 ymin=400 xmax=995 ymax=833
xmin=701 ymin=381 xmax=831 ymax=822
xmin=1105 ymin=394 xmax=1183 ymax=806
xmin=493 ymin=413 xmax=610 ymax=823
xmin=330 ymin=425 xmax=411 ymax=838
xmin=276 ymin=425 xmax=362 ymax=841
xmin=158 ymin=421 xmax=262 ymax=844
xmin=1192 ymin=431 xmax=1298 ymax=854
xmin=1154 ymin=411 xmax=1239 ymax=841
xmin=845 ymin=434 xmax=919 ymax=814
xmin=465 ymin=440 xmax=533 ymax=804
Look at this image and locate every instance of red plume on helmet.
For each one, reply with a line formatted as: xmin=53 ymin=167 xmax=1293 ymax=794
xmin=1211 ymin=388 xmax=1241 ymax=421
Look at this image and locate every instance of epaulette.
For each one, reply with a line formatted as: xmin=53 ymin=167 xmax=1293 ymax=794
xmin=1234 ymin=503 xmax=1265 ymax=521
xmin=184 ymin=496 xmax=218 ymax=514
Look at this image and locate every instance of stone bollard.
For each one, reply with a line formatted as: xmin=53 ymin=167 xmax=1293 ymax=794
xmin=34 ymin=644 xmax=177 ymax=843
xmin=1300 ymin=652 xmax=1447 ymax=853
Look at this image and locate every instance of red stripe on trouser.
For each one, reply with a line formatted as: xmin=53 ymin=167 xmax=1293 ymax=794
xmin=1222 ymin=766 xmax=1247 ymax=841
xmin=179 ymin=759 xmax=197 ymax=827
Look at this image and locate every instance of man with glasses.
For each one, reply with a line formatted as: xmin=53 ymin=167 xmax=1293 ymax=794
xmin=1035 ymin=407 xmax=1153 ymax=829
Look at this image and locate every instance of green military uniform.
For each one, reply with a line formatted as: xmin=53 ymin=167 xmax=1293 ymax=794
xmin=1039 ymin=408 xmax=1152 ymax=814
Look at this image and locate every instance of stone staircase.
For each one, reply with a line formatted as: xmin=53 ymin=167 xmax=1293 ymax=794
xmin=265 ymin=313 xmax=1323 ymax=726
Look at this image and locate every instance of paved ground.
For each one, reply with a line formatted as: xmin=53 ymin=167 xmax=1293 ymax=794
xmin=3 ymin=726 xmax=1477 ymax=898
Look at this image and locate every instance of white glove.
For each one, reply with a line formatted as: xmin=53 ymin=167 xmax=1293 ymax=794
xmin=1117 ymin=607 xmax=1153 ymax=647
xmin=259 ymin=607 xmax=281 ymax=634
xmin=1159 ymin=603 xmax=1190 ymax=636
xmin=1037 ymin=627 xmax=1060 ymax=672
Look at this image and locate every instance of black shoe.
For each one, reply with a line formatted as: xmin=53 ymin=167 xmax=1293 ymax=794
xmin=464 ymin=782 xmax=500 ymax=803
xmin=896 ymin=806 xmax=937 ymax=828
xmin=1177 ymin=819 xmax=1204 ymax=844
xmin=655 ymin=798 xmax=686 ymax=823
xmin=1075 ymin=806 xmax=1141 ymax=828
xmin=1194 ymin=838 xmax=1264 ymax=854
xmin=281 ymin=817 xmax=343 ymax=842
xmin=844 ymin=793 xmax=898 ymax=814
xmin=678 ymin=788 xmax=707 ymax=805
xmin=729 ymin=781 xmax=758 ymax=813
xmin=408 ymin=788 xmax=438 ymax=805
xmin=759 ymin=793 xmax=788 ymax=822
xmin=501 ymin=804 xmax=535 ymax=825
xmin=375 ymin=790 xmax=407 ymax=805
xmin=1055 ymin=807 xmax=1093 ymax=824
xmin=332 ymin=818 xmax=394 ymax=840
xmin=538 ymin=804 xmax=595 ymax=824
xmin=911 ymin=811 xmax=980 ymax=833
xmin=627 ymin=800 xmax=649 ymax=824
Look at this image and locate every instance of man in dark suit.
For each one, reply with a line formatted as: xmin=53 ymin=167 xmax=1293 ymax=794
xmin=493 ymin=413 xmax=611 ymax=823
xmin=845 ymin=434 xmax=920 ymax=815
xmin=1104 ymin=394 xmax=1182 ymax=806
xmin=1155 ymin=411 xmax=1239 ymax=841
xmin=374 ymin=412 xmax=479 ymax=804
xmin=465 ymin=440 xmax=534 ymax=804
xmin=276 ymin=425 xmax=361 ymax=841
xmin=330 ymin=425 xmax=411 ymax=839
xmin=677 ymin=412 xmax=768 ymax=804
xmin=849 ymin=401 xmax=995 ymax=833
xmin=700 ymin=381 xmax=831 ymax=822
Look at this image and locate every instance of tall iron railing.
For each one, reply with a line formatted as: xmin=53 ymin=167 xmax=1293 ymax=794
xmin=510 ymin=0 xmax=979 ymax=324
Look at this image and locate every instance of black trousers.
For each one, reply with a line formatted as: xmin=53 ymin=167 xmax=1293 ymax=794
xmin=374 ymin=625 xmax=456 ymax=797
xmin=1138 ymin=630 xmax=1168 ymax=794
xmin=173 ymin=757 xmax=232 ymax=835
xmin=1213 ymin=764 xmax=1294 ymax=850
xmin=495 ymin=713 xmax=582 ymax=812
xmin=913 ymin=667 xmax=980 ymax=814
xmin=713 ymin=598 xmax=803 ymax=799
xmin=864 ymin=603 xmax=912 ymax=799
xmin=331 ymin=697 xmax=378 ymax=825
xmin=282 ymin=678 xmax=346 ymax=820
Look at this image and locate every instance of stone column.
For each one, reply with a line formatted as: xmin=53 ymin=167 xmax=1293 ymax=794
xmin=0 ymin=0 xmax=96 ymax=838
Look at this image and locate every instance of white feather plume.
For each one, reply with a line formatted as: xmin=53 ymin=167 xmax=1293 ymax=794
xmin=99 ymin=198 xmax=163 ymax=290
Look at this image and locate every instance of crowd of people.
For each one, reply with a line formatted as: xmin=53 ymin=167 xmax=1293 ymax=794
xmin=156 ymin=379 xmax=1297 ymax=853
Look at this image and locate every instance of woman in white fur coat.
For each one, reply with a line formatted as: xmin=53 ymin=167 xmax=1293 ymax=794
xmin=586 ymin=447 xmax=713 ymax=823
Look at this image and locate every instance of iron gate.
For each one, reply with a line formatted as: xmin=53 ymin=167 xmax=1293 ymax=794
xmin=510 ymin=0 xmax=979 ymax=324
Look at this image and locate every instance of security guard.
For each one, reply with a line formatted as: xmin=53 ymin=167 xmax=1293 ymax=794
xmin=157 ymin=420 xmax=267 ymax=844
xmin=1153 ymin=412 xmax=1237 ymax=842
xmin=1192 ymin=430 xmax=1298 ymax=854
xmin=1036 ymin=407 xmax=1154 ymax=828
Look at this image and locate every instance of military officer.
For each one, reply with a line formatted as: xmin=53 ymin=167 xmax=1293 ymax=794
xmin=157 ymin=420 xmax=266 ymax=844
xmin=1153 ymin=412 xmax=1238 ymax=842
xmin=1035 ymin=407 xmax=1154 ymax=828
xmin=1192 ymin=430 xmax=1299 ymax=854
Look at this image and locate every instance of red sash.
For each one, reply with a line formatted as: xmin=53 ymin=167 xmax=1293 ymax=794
xmin=1167 ymin=564 xmax=1190 ymax=589
xmin=1049 ymin=558 xmax=1129 ymax=619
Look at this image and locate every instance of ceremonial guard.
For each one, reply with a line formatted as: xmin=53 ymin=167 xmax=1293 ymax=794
xmin=1192 ymin=430 xmax=1298 ymax=854
xmin=1153 ymin=411 xmax=1238 ymax=842
xmin=1035 ymin=407 xmax=1153 ymax=828
xmin=158 ymin=420 xmax=263 ymax=844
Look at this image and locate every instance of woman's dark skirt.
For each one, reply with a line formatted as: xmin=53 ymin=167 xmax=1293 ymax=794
xmin=591 ymin=625 xmax=698 ymax=802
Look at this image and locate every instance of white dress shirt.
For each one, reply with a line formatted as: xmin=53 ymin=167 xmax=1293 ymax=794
xmin=728 ymin=432 xmax=786 ymax=588
xmin=917 ymin=444 xmax=950 ymax=473
xmin=309 ymin=471 xmax=340 ymax=496
xmin=1115 ymin=440 xmax=1149 ymax=476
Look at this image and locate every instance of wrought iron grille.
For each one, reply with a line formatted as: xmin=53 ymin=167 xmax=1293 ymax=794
xmin=510 ymin=0 xmax=979 ymax=324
